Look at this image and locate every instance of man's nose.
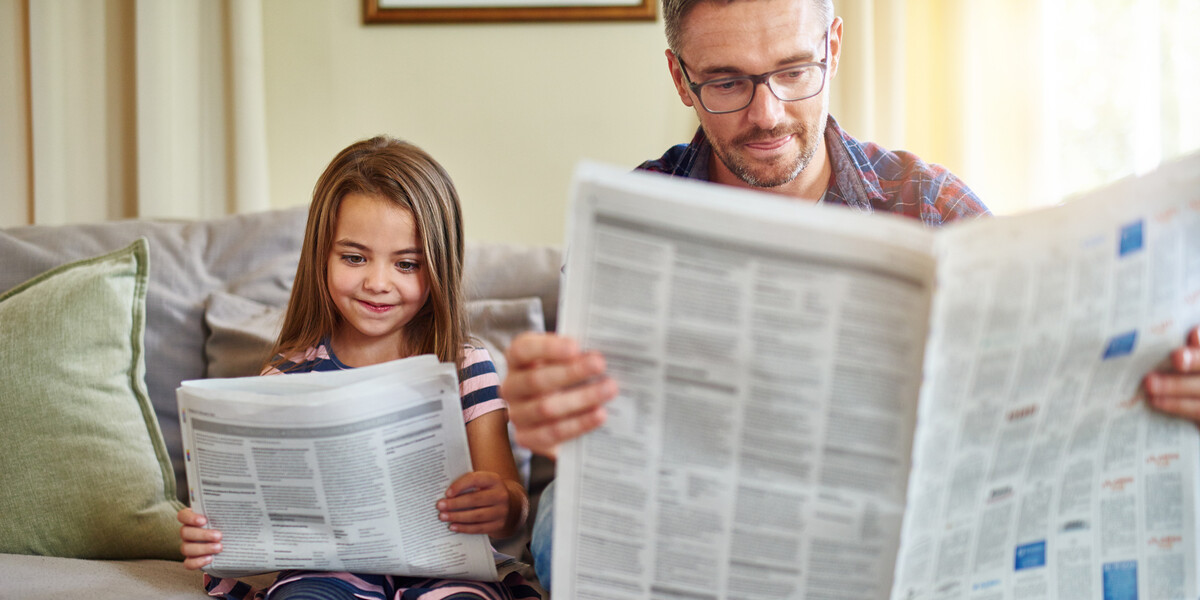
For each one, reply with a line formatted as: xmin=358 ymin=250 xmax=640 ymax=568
xmin=744 ymin=82 xmax=786 ymax=130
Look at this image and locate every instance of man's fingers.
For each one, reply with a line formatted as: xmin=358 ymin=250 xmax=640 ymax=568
xmin=1148 ymin=396 xmax=1200 ymax=423
xmin=505 ymin=333 xmax=579 ymax=370
xmin=502 ymin=352 xmax=607 ymax=404
xmin=508 ymin=375 xmax=616 ymax=428
xmin=1170 ymin=346 xmax=1199 ymax=372
xmin=1145 ymin=372 xmax=1200 ymax=397
xmin=513 ymin=404 xmax=608 ymax=459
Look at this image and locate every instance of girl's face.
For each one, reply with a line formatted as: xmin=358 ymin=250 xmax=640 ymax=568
xmin=326 ymin=192 xmax=431 ymax=364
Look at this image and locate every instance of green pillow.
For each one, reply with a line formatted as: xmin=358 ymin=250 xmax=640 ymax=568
xmin=0 ymin=238 xmax=183 ymax=559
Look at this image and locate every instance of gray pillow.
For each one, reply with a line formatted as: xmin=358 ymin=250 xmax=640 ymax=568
xmin=203 ymin=291 xmax=546 ymax=381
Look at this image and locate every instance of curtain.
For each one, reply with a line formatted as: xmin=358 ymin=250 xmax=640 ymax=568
xmin=0 ymin=0 xmax=269 ymax=227
xmin=830 ymin=0 xmax=1199 ymax=216
xmin=829 ymin=0 xmax=1048 ymax=215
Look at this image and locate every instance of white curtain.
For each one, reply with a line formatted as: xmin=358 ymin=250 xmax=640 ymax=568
xmin=829 ymin=0 xmax=1048 ymax=215
xmin=830 ymin=0 xmax=1199 ymax=216
xmin=1 ymin=0 xmax=269 ymax=227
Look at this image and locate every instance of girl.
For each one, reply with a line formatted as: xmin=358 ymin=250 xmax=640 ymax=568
xmin=178 ymin=136 xmax=538 ymax=600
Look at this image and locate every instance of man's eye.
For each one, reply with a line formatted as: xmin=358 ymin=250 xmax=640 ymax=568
xmin=707 ymin=78 xmax=749 ymax=95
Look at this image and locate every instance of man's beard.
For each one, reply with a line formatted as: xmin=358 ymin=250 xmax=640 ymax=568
xmin=708 ymin=117 xmax=825 ymax=188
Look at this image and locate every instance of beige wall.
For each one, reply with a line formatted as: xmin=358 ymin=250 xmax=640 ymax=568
xmin=262 ymin=0 xmax=696 ymax=246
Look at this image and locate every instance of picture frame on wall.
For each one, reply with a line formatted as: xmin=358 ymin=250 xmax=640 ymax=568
xmin=363 ymin=0 xmax=657 ymax=23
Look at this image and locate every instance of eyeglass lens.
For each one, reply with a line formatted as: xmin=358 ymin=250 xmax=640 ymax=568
xmin=699 ymin=65 xmax=825 ymax=113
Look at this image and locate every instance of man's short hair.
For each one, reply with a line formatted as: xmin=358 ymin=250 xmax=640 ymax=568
xmin=663 ymin=0 xmax=834 ymax=54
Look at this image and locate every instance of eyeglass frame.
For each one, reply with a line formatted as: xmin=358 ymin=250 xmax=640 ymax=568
xmin=676 ymin=29 xmax=831 ymax=115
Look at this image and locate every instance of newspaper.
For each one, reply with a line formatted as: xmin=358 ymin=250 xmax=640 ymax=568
xmin=177 ymin=356 xmax=500 ymax=581
xmin=552 ymin=155 xmax=1200 ymax=600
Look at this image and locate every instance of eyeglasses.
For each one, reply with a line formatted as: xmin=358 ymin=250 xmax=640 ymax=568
xmin=677 ymin=30 xmax=830 ymax=114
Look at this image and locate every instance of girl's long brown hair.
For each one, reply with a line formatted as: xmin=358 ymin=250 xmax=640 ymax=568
xmin=267 ymin=136 xmax=468 ymax=371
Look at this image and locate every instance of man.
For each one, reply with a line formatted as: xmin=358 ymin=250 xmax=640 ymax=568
xmin=501 ymin=0 xmax=1200 ymax=588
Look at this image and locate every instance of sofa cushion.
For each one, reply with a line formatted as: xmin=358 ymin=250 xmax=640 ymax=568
xmin=0 ymin=239 xmax=183 ymax=559
xmin=0 ymin=208 xmax=310 ymax=502
xmin=0 ymin=553 xmax=277 ymax=599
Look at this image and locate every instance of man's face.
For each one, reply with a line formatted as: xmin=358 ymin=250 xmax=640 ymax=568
xmin=668 ymin=0 xmax=840 ymax=190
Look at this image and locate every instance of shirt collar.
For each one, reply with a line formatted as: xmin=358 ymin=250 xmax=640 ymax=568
xmin=682 ymin=115 xmax=881 ymax=212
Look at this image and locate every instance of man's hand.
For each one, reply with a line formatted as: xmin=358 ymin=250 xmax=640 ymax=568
xmin=500 ymin=332 xmax=618 ymax=459
xmin=1144 ymin=326 xmax=1200 ymax=426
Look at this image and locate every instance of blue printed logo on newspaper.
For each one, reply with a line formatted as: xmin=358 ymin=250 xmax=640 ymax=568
xmin=1103 ymin=331 xmax=1137 ymax=359
xmin=1102 ymin=561 xmax=1137 ymax=600
xmin=1014 ymin=540 xmax=1046 ymax=570
xmin=1119 ymin=220 xmax=1144 ymax=257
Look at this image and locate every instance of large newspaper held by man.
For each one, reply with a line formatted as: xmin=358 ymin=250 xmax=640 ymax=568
xmin=177 ymin=356 xmax=499 ymax=581
xmin=553 ymin=155 xmax=1200 ymax=600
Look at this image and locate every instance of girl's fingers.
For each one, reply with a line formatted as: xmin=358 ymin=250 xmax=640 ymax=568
xmin=180 ymin=540 xmax=222 ymax=560
xmin=446 ymin=519 xmax=506 ymax=535
xmin=182 ymin=554 xmax=216 ymax=571
xmin=177 ymin=507 xmax=206 ymax=527
xmin=439 ymin=484 xmax=506 ymax=513
xmin=440 ymin=504 xmax=507 ymax=526
xmin=444 ymin=471 xmax=502 ymax=498
xmin=180 ymin=525 xmax=221 ymax=543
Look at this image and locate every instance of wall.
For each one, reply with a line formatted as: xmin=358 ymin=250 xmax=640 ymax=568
xmin=262 ymin=0 xmax=695 ymax=246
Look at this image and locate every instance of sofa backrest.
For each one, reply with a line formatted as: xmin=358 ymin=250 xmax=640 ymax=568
xmin=1 ymin=207 xmax=561 ymax=501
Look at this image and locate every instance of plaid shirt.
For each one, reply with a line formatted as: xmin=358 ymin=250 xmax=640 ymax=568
xmin=637 ymin=115 xmax=990 ymax=226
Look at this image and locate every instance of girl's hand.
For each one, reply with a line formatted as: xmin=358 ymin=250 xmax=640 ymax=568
xmin=1145 ymin=326 xmax=1200 ymax=426
xmin=178 ymin=507 xmax=223 ymax=570
xmin=437 ymin=471 xmax=518 ymax=537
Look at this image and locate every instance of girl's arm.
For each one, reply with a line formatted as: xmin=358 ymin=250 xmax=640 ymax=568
xmin=439 ymin=410 xmax=529 ymax=539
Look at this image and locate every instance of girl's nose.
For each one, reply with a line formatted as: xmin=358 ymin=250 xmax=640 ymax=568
xmin=363 ymin=264 xmax=390 ymax=292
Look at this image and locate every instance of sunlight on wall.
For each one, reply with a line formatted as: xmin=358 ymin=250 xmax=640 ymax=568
xmin=262 ymin=0 xmax=694 ymax=246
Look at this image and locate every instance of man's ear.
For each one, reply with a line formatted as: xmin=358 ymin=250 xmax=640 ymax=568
xmin=666 ymin=49 xmax=695 ymax=108
xmin=827 ymin=16 xmax=843 ymax=80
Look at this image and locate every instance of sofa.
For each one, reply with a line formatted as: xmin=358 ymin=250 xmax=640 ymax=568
xmin=0 ymin=207 xmax=562 ymax=599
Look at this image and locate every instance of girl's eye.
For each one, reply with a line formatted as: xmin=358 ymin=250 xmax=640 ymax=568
xmin=396 ymin=260 xmax=420 ymax=272
xmin=342 ymin=254 xmax=365 ymax=265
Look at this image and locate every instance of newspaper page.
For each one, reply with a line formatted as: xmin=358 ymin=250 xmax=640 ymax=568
xmin=553 ymin=162 xmax=942 ymax=599
xmin=892 ymin=153 xmax=1200 ymax=600
xmin=177 ymin=356 xmax=500 ymax=581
